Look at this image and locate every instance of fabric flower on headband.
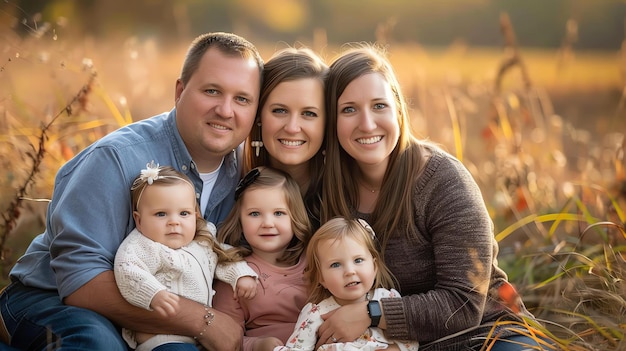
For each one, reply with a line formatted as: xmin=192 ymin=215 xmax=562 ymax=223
xmin=131 ymin=160 xmax=162 ymax=191
xmin=140 ymin=161 xmax=161 ymax=185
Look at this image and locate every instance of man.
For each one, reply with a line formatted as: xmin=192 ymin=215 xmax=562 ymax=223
xmin=0 ymin=32 xmax=263 ymax=350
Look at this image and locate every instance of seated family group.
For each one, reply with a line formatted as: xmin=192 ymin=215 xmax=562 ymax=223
xmin=0 ymin=32 xmax=552 ymax=351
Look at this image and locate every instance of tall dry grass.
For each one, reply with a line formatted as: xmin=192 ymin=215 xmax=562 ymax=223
xmin=1 ymin=12 xmax=625 ymax=351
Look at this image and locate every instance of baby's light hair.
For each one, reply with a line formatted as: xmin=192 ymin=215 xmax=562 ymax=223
xmin=304 ymin=217 xmax=397 ymax=304
xmin=130 ymin=161 xmax=195 ymax=212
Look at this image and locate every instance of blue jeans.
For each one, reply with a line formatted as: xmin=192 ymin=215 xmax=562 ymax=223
xmin=0 ymin=282 xmax=202 ymax=351
xmin=0 ymin=281 xmax=128 ymax=350
xmin=153 ymin=345 xmax=199 ymax=351
xmin=488 ymin=334 xmax=554 ymax=350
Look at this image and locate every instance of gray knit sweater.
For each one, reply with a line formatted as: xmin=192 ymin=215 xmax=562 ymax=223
xmin=372 ymin=146 xmax=536 ymax=350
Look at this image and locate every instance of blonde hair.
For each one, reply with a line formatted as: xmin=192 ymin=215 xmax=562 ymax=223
xmin=217 ymin=167 xmax=312 ymax=266
xmin=304 ymin=217 xmax=397 ymax=304
xmin=130 ymin=165 xmax=243 ymax=263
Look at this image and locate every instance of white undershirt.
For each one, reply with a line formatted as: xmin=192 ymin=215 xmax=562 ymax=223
xmin=198 ymin=158 xmax=223 ymax=214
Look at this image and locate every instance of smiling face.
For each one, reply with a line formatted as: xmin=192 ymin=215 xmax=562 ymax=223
xmin=133 ymin=182 xmax=197 ymax=249
xmin=317 ymin=235 xmax=377 ymax=305
xmin=239 ymin=185 xmax=295 ymax=264
xmin=175 ymin=47 xmax=261 ymax=172
xmin=336 ymin=72 xmax=400 ymax=172
xmin=261 ymin=78 xmax=325 ymax=172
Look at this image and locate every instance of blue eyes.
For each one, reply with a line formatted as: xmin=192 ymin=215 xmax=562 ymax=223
xmin=329 ymin=257 xmax=365 ymax=269
xmin=204 ymin=89 xmax=251 ymax=104
xmin=248 ymin=211 xmax=288 ymax=217
xmin=154 ymin=211 xmax=191 ymax=217
xmin=341 ymin=103 xmax=387 ymax=114
xmin=271 ymin=108 xmax=318 ymax=117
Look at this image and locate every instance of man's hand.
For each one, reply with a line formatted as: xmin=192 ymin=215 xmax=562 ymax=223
xmin=196 ymin=307 xmax=244 ymax=351
xmin=65 ymin=270 xmax=243 ymax=349
xmin=150 ymin=290 xmax=180 ymax=317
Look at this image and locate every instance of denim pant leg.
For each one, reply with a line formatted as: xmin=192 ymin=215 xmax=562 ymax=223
xmin=0 ymin=341 xmax=20 ymax=351
xmin=0 ymin=281 xmax=128 ymax=351
xmin=489 ymin=334 xmax=554 ymax=351
xmin=152 ymin=344 xmax=200 ymax=351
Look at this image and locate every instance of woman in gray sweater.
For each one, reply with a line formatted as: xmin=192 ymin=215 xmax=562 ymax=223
xmin=318 ymin=44 xmax=552 ymax=351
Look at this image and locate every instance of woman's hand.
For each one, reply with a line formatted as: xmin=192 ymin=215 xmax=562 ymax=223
xmin=316 ymin=301 xmax=369 ymax=349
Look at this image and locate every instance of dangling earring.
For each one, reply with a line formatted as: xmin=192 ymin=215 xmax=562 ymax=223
xmin=251 ymin=141 xmax=263 ymax=157
xmin=251 ymin=122 xmax=263 ymax=157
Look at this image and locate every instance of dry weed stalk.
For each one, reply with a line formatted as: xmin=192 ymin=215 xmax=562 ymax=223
xmin=495 ymin=12 xmax=532 ymax=94
xmin=617 ymin=18 xmax=626 ymax=117
xmin=375 ymin=17 xmax=397 ymax=48
xmin=556 ymin=19 xmax=578 ymax=72
xmin=0 ymin=72 xmax=97 ymax=263
xmin=487 ymin=12 xmax=533 ymax=152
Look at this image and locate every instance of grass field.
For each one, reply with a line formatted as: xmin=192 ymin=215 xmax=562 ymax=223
xmin=1 ymin=29 xmax=625 ymax=350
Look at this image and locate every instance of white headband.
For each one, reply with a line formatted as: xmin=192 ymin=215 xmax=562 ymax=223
xmin=132 ymin=161 xmax=195 ymax=210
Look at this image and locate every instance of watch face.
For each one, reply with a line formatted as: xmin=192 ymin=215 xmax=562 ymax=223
xmin=368 ymin=300 xmax=382 ymax=327
xmin=368 ymin=301 xmax=382 ymax=316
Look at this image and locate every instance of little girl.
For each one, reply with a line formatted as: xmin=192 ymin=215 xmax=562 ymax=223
xmin=276 ymin=217 xmax=419 ymax=351
xmin=114 ymin=162 xmax=258 ymax=350
xmin=213 ymin=166 xmax=312 ymax=351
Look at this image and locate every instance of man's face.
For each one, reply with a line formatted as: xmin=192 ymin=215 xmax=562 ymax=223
xmin=175 ymin=47 xmax=261 ymax=172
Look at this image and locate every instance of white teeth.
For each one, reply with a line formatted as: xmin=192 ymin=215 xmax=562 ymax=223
xmin=280 ymin=140 xmax=305 ymax=146
xmin=346 ymin=282 xmax=359 ymax=287
xmin=357 ymin=136 xmax=382 ymax=144
xmin=210 ymin=123 xmax=228 ymax=130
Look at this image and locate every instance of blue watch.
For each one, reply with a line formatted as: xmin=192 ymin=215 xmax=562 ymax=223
xmin=367 ymin=300 xmax=382 ymax=327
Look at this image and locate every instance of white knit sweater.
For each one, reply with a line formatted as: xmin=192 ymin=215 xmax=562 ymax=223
xmin=115 ymin=228 xmax=257 ymax=309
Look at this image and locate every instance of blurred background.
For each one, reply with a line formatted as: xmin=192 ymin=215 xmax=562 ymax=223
xmin=6 ymin=0 xmax=626 ymax=48
xmin=2 ymin=0 xmax=625 ymax=130
xmin=1 ymin=1 xmax=625 ymax=349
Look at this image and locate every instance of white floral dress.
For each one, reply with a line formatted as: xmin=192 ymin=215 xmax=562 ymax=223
xmin=275 ymin=288 xmax=419 ymax=351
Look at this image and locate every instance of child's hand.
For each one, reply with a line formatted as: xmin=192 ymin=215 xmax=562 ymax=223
xmin=150 ymin=290 xmax=180 ymax=317
xmin=252 ymin=336 xmax=283 ymax=351
xmin=235 ymin=276 xmax=258 ymax=300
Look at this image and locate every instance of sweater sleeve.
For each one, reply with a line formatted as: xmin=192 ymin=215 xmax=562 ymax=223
xmin=215 ymin=260 xmax=259 ymax=291
xmin=113 ymin=230 xmax=168 ymax=310
xmin=382 ymin=150 xmax=496 ymax=342
xmin=214 ymin=241 xmax=258 ymax=290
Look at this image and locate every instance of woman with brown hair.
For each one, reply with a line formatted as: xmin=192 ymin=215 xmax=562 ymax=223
xmin=319 ymin=44 xmax=551 ymax=351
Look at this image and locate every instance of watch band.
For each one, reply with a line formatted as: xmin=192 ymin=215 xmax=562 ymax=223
xmin=367 ymin=300 xmax=382 ymax=328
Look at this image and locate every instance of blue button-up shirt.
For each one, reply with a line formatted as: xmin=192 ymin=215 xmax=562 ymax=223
xmin=10 ymin=109 xmax=241 ymax=299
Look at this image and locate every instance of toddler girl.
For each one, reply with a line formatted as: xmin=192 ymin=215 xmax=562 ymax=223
xmin=276 ymin=217 xmax=419 ymax=351
xmin=214 ymin=166 xmax=312 ymax=351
